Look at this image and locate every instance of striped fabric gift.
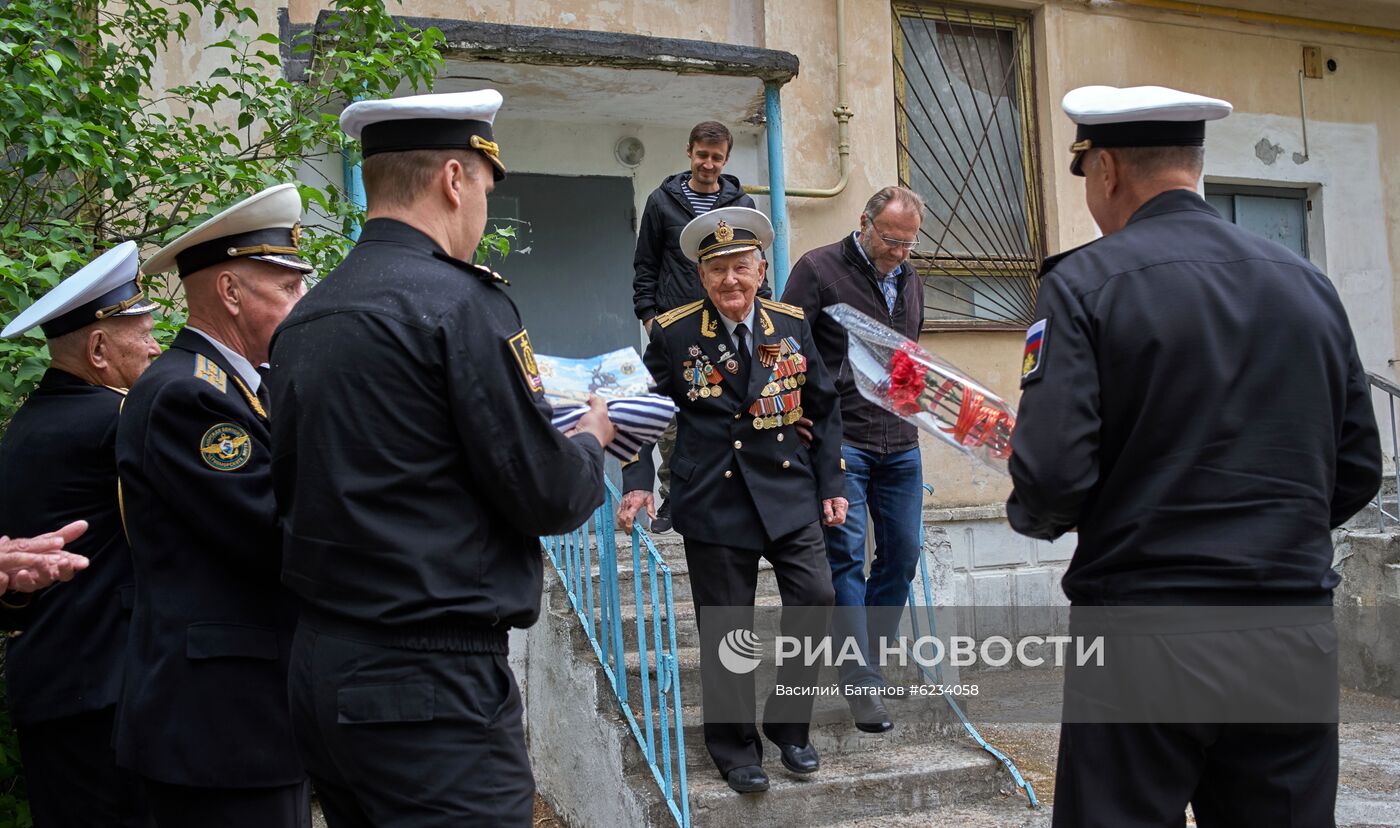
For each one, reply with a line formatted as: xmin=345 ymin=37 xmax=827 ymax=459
xmin=550 ymin=394 xmax=677 ymax=461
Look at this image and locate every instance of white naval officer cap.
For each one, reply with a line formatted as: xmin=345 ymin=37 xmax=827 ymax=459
xmin=1062 ymin=85 xmax=1232 ymax=176
xmin=2 ymin=241 xmax=158 ymax=339
xmin=679 ymin=206 xmax=775 ymax=264
xmin=340 ymin=89 xmax=507 ymax=182
xmin=141 ymin=183 xmax=315 ymax=279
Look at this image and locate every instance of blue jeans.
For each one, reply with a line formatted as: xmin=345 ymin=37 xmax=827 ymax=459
xmin=824 ymin=444 xmax=924 ymax=687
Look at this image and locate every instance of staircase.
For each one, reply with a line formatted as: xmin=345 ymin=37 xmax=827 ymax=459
xmin=526 ymin=483 xmax=1043 ymax=827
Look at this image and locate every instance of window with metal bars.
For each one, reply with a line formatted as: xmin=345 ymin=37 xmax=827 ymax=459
xmin=893 ymin=2 xmax=1045 ymax=329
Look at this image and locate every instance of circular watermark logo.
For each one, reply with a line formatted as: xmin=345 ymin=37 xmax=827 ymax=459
xmin=718 ymin=628 xmax=763 ymax=675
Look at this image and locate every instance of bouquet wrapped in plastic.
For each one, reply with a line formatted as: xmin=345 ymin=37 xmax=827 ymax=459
xmin=827 ymin=303 xmax=1015 ymax=474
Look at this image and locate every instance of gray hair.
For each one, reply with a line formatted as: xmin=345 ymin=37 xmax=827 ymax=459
xmin=1095 ymin=146 xmax=1205 ymax=178
xmin=862 ymin=186 xmax=925 ymax=222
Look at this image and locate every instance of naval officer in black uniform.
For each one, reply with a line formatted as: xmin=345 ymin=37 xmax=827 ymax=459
xmin=268 ymin=89 xmax=615 ymax=827
xmin=0 ymin=241 xmax=159 ymax=827
xmin=115 ymin=183 xmax=313 ymax=826
xmin=618 ymin=207 xmax=845 ymax=794
xmin=1007 ymin=85 xmax=1381 ymax=828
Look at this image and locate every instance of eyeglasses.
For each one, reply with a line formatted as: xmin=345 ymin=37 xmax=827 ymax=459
xmin=877 ymin=234 xmax=919 ymax=250
xmin=870 ymin=221 xmax=920 ymax=251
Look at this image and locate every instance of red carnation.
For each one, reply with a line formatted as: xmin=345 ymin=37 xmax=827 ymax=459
xmin=887 ymin=350 xmax=928 ymax=415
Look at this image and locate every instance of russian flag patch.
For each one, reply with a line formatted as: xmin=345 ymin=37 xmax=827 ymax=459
xmin=1021 ymin=316 xmax=1049 ymax=386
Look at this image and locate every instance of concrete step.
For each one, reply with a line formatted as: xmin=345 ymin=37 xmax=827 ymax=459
xmin=827 ymin=793 xmax=1050 ymax=827
xmin=615 ymin=593 xmax=785 ymax=651
xmin=668 ymin=697 xmax=959 ymax=772
xmin=638 ymin=740 xmax=1002 ymax=826
xmin=621 ymin=646 xmax=937 ymax=710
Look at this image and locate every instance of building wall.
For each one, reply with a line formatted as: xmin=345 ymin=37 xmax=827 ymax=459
xmin=198 ymin=0 xmax=1400 ymax=507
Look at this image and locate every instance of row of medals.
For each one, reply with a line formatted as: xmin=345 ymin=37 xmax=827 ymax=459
xmin=680 ymin=341 xmax=807 ymax=430
xmin=752 ymin=347 xmax=806 ymax=430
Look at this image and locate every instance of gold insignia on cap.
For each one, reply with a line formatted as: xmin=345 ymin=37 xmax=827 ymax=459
xmin=94 ymin=292 xmax=146 ymax=320
xmin=291 ymin=222 xmax=302 ymax=248
xmin=470 ymin=134 xmax=501 ymax=161
xmin=714 ymin=221 xmax=734 ymax=244
xmin=1070 ymin=139 xmax=1092 ymax=153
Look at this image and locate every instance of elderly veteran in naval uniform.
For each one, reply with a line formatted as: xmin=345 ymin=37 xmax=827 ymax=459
xmin=115 ymin=183 xmax=312 ymax=827
xmin=1008 ymin=85 xmax=1380 ymax=828
xmin=0 ymin=241 xmax=159 ymax=827
xmin=618 ymin=207 xmax=845 ymax=794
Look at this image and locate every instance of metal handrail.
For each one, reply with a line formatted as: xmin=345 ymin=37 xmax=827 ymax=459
xmin=542 ymin=479 xmax=691 ymax=827
xmin=1367 ymin=372 xmax=1400 ymax=531
xmin=907 ymin=483 xmax=1040 ymax=808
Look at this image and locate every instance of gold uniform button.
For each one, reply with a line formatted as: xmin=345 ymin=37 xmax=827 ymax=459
xmin=776 ymin=433 xmax=785 ymax=442
xmin=733 ymin=440 xmax=743 ymax=449
xmin=724 ymin=470 xmax=733 ymax=478
xmin=782 ymin=460 xmax=791 ymax=469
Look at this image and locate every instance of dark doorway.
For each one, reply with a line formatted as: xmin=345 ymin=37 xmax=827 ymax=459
xmin=486 ymin=174 xmax=638 ymax=358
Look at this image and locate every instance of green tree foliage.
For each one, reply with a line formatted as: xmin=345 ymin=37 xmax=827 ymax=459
xmin=0 ymin=0 xmax=448 ymax=426
xmin=0 ymin=2 xmax=446 ymax=822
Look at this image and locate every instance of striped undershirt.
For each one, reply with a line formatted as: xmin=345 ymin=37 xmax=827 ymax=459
xmin=682 ymin=179 xmax=720 ymax=215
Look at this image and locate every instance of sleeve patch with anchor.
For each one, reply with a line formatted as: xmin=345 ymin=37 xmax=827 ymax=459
xmin=508 ymin=329 xmax=544 ymax=394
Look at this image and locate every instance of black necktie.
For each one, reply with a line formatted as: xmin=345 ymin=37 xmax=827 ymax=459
xmin=733 ymin=322 xmax=751 ymax=392
xmin=255 ymin=365 xmax=272 ymax=416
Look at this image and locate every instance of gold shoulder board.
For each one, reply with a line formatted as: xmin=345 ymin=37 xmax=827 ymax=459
xmin=656 ymin=300 xmax=704 ymax=329
xmin=193 ymin=355 xmax=228 ymax=393
xmin=760 ymin=298 xmax=804 ymax=319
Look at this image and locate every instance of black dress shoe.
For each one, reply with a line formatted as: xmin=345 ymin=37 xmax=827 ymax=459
xmin=773 ymin=741 xmax=819 ymax=775
xmin=723 ymin=764 xmax=770 ymax=793
xmin=848 ymin=693 xmax=894 ymax=733
xmin=651 ymin=499 xmax=673 ymax=533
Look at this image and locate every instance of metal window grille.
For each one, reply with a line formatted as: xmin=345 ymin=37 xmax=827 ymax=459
xmin=893 ymin=2 xmax=1045 ymax=328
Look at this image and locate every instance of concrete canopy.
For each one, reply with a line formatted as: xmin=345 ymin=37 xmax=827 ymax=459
xmin=308 ymin=13 xmax=801 ymax=128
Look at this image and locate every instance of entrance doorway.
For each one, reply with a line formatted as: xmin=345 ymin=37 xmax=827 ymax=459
xmin=486 ymin=173 xmax=637 ymax=359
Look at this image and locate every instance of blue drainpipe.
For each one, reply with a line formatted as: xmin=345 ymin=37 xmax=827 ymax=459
xmin=342 ymin=146 xmax=366 ymax=241
xmin=764 ymin=81 xmax=791 ymax=296
xmin=342 ymin=92 xmax=368 ymax=242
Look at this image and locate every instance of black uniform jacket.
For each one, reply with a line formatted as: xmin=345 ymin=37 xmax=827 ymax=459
xmin=1008 ymin=190 xmax=1381 ymax=605
xmin=0 ymin=369 xmax=136 ymax=727
xmin=622 ymin=297 xmax=845 ymax=548
xmin=632 ymin=172 xmax=769 ymax=321
xmin=268 ymin=218 xmax=605 ymax=633
xmin=115 ymin=328 xmax=303 ymax=787
xmin=782 ymin=233 xmax=925 ymax=454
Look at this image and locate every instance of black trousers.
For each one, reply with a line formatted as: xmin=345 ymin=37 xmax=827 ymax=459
xmin=685 ymin=521 xmax=835 ymax=775
xmin=288 ymin=623 xmax=533 ymax=828
xmin=144 ymin=778 xmax=309 ymax=828
xmin=16 ymin=707 xmax=149 ymax=828
xmin=1053 ymin=722 xmax=1338 ymax=828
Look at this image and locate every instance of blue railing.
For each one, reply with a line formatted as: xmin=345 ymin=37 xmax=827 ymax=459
xmin=542 ymin=479 xmax=691 ymax=828
xmin=906 ymin=483 xmax=1040 ymax=809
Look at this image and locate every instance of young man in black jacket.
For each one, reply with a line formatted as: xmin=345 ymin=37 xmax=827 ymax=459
xmin=633 ymin=121 xmax=770 ymax=531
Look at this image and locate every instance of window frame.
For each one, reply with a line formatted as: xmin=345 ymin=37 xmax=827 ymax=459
xmin=1203 ymin=182 xmax=1310 ymax=258
xmin=891 ymin=1 xmax=1046 ymax=332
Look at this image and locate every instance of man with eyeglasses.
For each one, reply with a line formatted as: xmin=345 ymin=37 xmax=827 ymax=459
xmin=781 ymin=186 xmax=926 ymax=734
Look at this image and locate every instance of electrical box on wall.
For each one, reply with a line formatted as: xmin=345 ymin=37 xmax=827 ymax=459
xmin=1303 ymin=46 xmax=1323 ymax=79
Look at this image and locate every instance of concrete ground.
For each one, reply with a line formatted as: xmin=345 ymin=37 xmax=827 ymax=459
xmin=969 ymin=668 xmax=1400 ymax=828
xmin=323 ymin=670 xmax=1400 ymax=826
